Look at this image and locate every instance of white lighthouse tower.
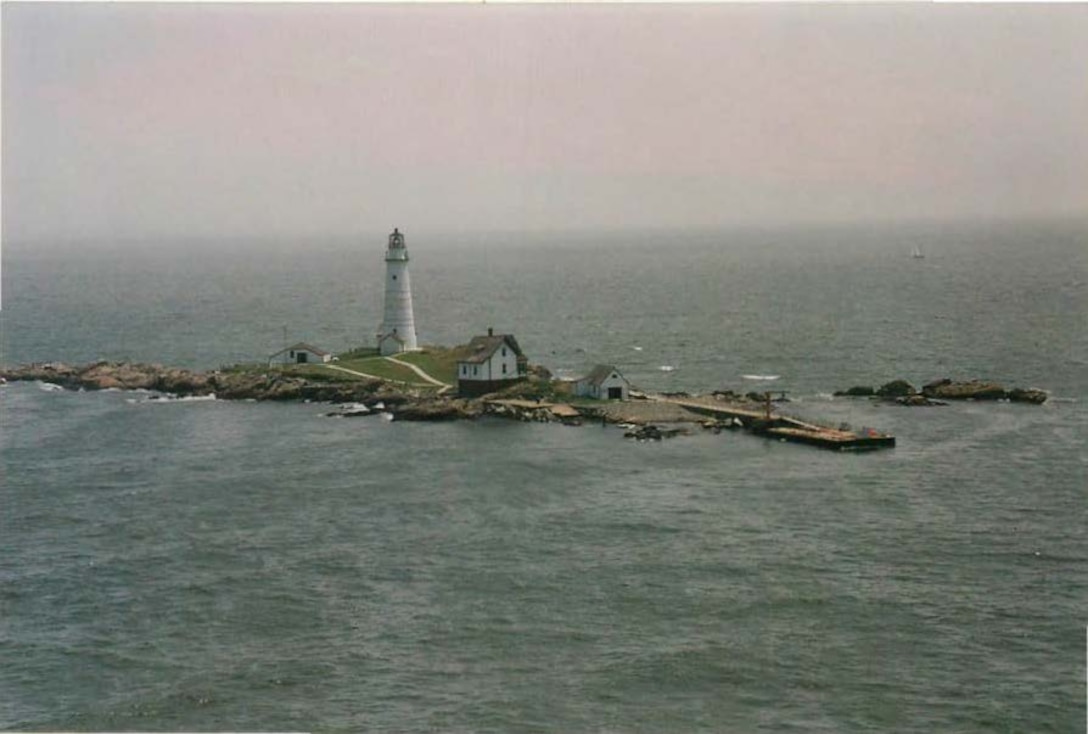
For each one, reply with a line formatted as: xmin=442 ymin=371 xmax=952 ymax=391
xmin=376 ymin=227 xmax=418 ymax=355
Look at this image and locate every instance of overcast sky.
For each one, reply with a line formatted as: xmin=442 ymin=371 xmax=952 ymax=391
xmin=3 ymin=3 xmax=1087 ymax=246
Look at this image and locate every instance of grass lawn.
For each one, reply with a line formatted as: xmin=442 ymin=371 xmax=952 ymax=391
xmin=334 ymin=357 xmax=430 ymax=385
xmin=282 ymin=364 xmax=373 ymax=382
xmin=337 ymin=345 xmax=380 ymax=360
xmin=393 ymin=347 xmax=465 ymax=385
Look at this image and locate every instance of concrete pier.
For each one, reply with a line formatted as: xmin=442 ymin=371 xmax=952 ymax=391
xmin=652 ymin=395 xmax=896 ymax=451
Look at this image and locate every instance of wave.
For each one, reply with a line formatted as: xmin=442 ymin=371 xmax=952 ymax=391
xmin=658 ymin=365 xmax=676 ymax=372
xmin=139 ymin=393 xmax=218 ymax=404
xmin=37 ymin=382 xmax=66 ymax=392
xmin=741 ymin=374 xmax=780 ymax=381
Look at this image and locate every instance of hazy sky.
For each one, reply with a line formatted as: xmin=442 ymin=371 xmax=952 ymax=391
xmin=3 ymin=3 xmax=1087 ymax=246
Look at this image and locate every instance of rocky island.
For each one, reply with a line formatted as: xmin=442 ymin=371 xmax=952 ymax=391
xmin=0 ymin=358 xmax=744 ymax=426
xmin=1 ymin=353 xmax=1048 ymax=450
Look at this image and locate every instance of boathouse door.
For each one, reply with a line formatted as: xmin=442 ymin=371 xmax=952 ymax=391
xmin=608 ymin=386 xmax=623 ymax=399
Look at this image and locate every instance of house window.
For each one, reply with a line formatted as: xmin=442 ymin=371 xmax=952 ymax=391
xmin=502 ymin=347 xmax=507 ymax=357
xmin=473 ymin=366 xmax=478 ymax=376
xmin=392 ymin=275 xmax=397 ymax=280
xmin=502 ymin=363 xmax=507 ymax=375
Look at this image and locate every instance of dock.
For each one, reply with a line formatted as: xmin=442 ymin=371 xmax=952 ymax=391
xmin=484 ymin=395 xmax=895 ymax=451
xmin=652 ymin=395 xmax=896 ymax=451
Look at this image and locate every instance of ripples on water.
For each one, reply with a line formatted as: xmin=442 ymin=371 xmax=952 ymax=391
xmin=1 ymin=221 xmax=1086 ymax=731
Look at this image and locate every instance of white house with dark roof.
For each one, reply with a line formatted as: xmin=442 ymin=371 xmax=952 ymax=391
xmin=269 ymin=342 xmax=333 ymax=366
xmin=457 ymin=328 xmax=529 ymax=397
xmin=574 ymin=365 xmax=630 ymax=400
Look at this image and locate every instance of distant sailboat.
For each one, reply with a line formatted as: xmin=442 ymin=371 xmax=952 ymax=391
xmin=911 ymin=245 xmax=925 ymax=259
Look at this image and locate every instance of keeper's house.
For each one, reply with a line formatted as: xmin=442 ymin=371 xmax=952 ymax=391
xmin=457 ymin=329 xmax=528 ymax=397
xmin=269 ymin=342 xmax=332 ymax=366
xmin=574 ymin=365 xmax=630 ymax=401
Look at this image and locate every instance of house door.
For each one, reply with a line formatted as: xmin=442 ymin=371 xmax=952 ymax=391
xmin=296 ymin=352 xmax=308 ymax=364
xmin=608 ymin=386 xmax=623 ymax=399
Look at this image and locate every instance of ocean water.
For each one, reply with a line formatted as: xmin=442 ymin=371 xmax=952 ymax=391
xmin=1 ymin=220 xmax=1086 ymax=732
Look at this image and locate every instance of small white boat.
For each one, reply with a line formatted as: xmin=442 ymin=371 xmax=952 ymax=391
xmin=911 ymin=246 xmax=925 ymax=259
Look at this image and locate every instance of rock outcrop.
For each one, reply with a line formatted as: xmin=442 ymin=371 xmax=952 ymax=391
xmin=0 ymin=361 xmax=393 ymax=403
xmin=895 ymin=394 xmax=946 ymax=407
xmin=833 ymin=377 xmax=1047 ymax=405
xmin=833 ymin=385 xmax=875 ymax=397
xmin=921 ymin=378 xmax=1006 ymax=401
xmin=876 ymin=379 xmax=917 ymax=398
xmin=394 ymin=398 xmax=483 ymax=421
xmin=922 ymin=379 xmax=1047 ymax=403
xmin=623 ymin=424 xmax=690 ymax=441
xmin=1006 ymin=387 xmax=1049 ymax=404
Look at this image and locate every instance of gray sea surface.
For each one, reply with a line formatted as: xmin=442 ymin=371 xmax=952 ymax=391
xmin=1 ymin=220 xmax=1086 ymax=731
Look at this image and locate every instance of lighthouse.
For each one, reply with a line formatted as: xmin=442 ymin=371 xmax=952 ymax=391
xmin=376 ymin=227 xmax=418 ymax=355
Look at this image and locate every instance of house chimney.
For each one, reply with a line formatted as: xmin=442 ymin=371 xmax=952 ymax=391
xmin=488 ymin=327 xmax=493 ymax=337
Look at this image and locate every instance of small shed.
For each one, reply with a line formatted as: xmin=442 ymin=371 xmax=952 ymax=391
xmin=269 ymin=342 xmax=332 ymax=366
xmin=575 ymin=365 xmax=630 ymax=400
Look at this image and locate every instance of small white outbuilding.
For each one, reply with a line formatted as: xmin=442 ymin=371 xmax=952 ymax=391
xmin=269 ymin=342 xmax=332 ymax=366
xmin=575 ymin=365 xmax=630 ymax=400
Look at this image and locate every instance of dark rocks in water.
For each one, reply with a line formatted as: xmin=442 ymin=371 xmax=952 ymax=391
xmin=922 ymin=379 xmax=1008 ymax=401
xmin=832 ymin=378 xmax=1046 ymax=405
xmin=394 ymin=399 xmax=482 ymax=422
xmin=743 ymin=391 xmax=791 ymax=403
xmin=1006 ymin=387 xmax=1048 ymax=404
xmin=834 ymin=385 xmax=875 ymax=397
xmin=920 ymin=379 xmax=1047 ymax=403
xmin=895 ymin=394 xmax=946 ymax=407
xmin=624 ymin=424 xmax=689 ymax=441
xmin=876 ymin=379 xmax=917 ymax=398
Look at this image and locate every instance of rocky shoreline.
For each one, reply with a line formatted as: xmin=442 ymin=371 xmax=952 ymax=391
xmin=0 ymin=360 xmax=760 ymax=438
xmin=0 ymin=361 xmax=488 ymax=418
xmin=834 ymin=378 xmax=1048 ymax=405
xmin=2 ymin=361 xmax=1049 ymax=446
